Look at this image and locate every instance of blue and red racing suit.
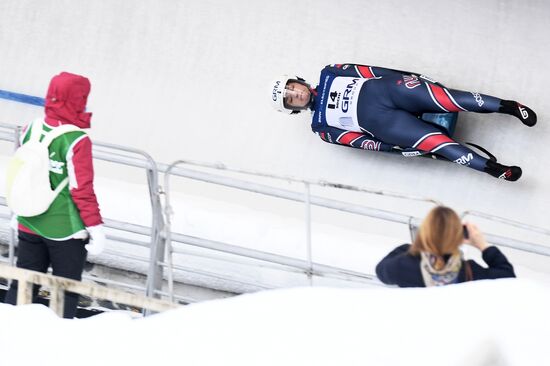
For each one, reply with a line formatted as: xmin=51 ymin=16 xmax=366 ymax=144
xmin=310 ymin=64 xmax=503 ymax=172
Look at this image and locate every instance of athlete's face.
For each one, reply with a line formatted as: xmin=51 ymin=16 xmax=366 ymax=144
xmin=284 ymin=81 xmax=311 ymax=108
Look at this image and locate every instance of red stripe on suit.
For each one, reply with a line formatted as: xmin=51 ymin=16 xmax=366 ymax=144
xmin=338 ymin=132 xmax=363 ymax=145
xmin=357 ymin=66 xmax=374 ymax=78
xmin=428 ymin=84 xmax=461 ymax=112
xmin=417 ymin=134 xmax=454 ymax=152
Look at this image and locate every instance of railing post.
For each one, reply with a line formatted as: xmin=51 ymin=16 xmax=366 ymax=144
xmin=87 ymin=141 xmax=165 ymax=302
xmin=304 ymin=182 xmax=313 ymax=285
xmin=13 ymin=125 xmax=21 ymax=150
xmin=145 ymin=165 xmax=165 ymax=303
xmin=8 ymin=126 xmax=22 ymax=268
xmin=162 ymin=162 xmax=178 ymax=303
xmin=161 ymin=160 xmax=190 ymax=302
xmin=9 ymin=221 xmax=16 ymax=267
xmin=16 ymin=279 xmax=32 ymax=305
xmin=408 ymin=216 xmax=416 ymax=242
xmin=164 ymin=232 xmax=175 ymax=302
xmin=49 ymin=284 xmax=65 ymax=317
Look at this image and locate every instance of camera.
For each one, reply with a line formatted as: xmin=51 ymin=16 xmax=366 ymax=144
xmin=463 ymin=225 xmax=469 ymax=239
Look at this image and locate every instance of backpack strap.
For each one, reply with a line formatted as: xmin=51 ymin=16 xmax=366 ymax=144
xmin=43 ymin=122 xmax=84 ymax=193
xmin=52 ymin=176 xmax=70 ymax=196
xmin=27 ymin=119 xmax=83 ymax=146
xmin=42 ymin=123 xmax=83 ymax=146
xmin=28 ymin=118 xmax=45 ymax=143
xmin=28 ymin=120 xmax=84 ymax=195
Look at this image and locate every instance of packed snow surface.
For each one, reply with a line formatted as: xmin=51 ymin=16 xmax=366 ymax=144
xmin=0 ymin=279 xmax=548 ymax=366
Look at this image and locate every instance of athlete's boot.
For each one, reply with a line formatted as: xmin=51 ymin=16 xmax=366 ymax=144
xmin=499 ymin=100 xmax=537 ymax=127
xmin=484 ymin=160 xmax=522 ymax=181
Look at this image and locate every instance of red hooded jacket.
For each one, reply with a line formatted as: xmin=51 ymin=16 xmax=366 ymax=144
xmin=45 ymin=72 xmax=93 ymax=129
xmin=19 ymin=72 xmax=103 ymax=237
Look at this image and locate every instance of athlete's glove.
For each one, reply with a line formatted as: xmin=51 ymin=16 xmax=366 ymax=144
xmin=85 ymin=225 xmax=106 ymax=256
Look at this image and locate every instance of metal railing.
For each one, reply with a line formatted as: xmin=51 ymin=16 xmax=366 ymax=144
xmin=2 ymin=122 xmax=398 ymax=304
xmin=0 ymin=122 xmax=167 ymax=303
xmin=159 ymin=159 xmax=550 ymax=294
xmin=2 ymin=121 xmax=550 ymax=307
xmin=462 ymin=211 xmax=550 ymax=256
xmin=160 ymin=159 xmax=444 ymax=295
xmin=91 ymin=142 xmax=165 ymax=299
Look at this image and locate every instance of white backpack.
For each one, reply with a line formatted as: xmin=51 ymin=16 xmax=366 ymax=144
xmin=6 ymin=119 xmax=81 ymax=217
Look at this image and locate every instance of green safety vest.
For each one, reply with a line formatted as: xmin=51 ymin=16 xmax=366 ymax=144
xmin=18 ymin=120 xmax=89 ymax=239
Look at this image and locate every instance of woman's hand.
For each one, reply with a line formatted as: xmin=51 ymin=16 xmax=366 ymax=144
xmin=463 ymin=222 xmax=489 ymax=252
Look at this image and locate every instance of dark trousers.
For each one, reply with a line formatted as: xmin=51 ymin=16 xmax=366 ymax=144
xmin=4 ymin=231 xmax=88 ymax=319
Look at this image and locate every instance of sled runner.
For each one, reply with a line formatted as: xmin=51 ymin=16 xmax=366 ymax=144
xmin=421 ymin=112 xmax=457 ymax=136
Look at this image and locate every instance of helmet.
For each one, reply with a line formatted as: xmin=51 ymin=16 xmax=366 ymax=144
xmin=270 ymin=75 xmax=312 ymax=114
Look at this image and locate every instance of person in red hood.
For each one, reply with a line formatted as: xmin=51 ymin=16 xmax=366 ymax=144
xmin=5 ymin=72 xmax=105 ymax=319
xmin=45 ymin=71 xmax=93 ymax=129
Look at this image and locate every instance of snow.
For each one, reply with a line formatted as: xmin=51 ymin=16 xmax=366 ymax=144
xmin=0 ymin=279 xmax=549 ymax=366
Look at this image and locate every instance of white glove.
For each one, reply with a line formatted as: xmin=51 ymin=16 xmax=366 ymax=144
xmin=85 ymin=225 xmax=106 ymax=256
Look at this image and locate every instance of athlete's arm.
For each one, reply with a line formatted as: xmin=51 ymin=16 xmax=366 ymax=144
xmin=314 ymin=125 xmax=395 ymax=152
xmin=323 ymin=63 xmax=407 ymax=78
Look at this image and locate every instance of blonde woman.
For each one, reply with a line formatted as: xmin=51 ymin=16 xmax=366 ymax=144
xmin=375 ymin=206 xmax=515 ymax=287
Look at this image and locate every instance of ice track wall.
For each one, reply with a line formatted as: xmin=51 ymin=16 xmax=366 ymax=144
xmin=0 ymin=0 xmax=549 ymax=230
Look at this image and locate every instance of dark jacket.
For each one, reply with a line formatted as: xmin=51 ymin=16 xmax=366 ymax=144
xmin=375 ymin=244 xmax=516 ymax=287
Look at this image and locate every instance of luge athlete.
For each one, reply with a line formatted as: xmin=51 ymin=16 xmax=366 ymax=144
xmin=270 ymin=63 xmax=537 ymax=181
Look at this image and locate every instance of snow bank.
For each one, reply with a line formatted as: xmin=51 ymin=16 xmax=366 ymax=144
xmin=0 ymin=279 xmax=548 ymax=366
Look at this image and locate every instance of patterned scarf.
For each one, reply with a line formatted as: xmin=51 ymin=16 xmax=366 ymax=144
xmin=420 ymin=251 xmax=463 ymax=287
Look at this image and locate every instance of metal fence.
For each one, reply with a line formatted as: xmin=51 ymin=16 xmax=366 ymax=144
xmin=1 ymin=122 xmax=550 ymax=305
